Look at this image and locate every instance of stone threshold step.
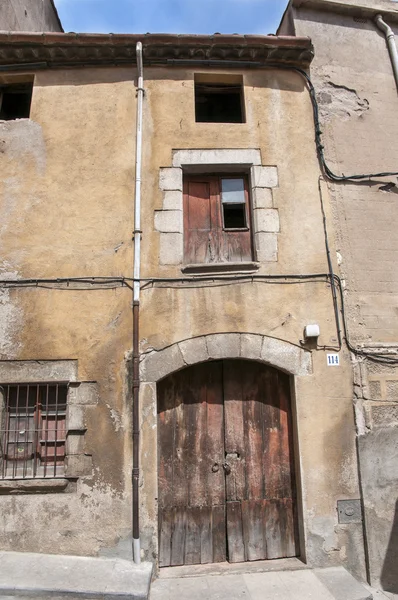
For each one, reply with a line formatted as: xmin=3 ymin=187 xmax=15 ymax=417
xmin=0 ymin=551 xmax=153 ymax=600
xmin=151 ymin=566 xmax=373 ymax=600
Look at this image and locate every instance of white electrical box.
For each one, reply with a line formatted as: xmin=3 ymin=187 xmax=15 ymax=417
xmin=304 ymin=324 xmax=320 ymax=339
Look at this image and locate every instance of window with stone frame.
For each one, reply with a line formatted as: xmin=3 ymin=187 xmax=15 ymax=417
xmin=0 ymin=383 xmax=67 ymax=480
xmin=183 ymin=174 xmax=253 ymax=265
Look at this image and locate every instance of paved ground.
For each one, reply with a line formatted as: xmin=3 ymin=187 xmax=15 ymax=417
xmin=150 ymin=567 xmax=373 ymax=600
xmin=0 ymin=550 xmax=152 ymax=599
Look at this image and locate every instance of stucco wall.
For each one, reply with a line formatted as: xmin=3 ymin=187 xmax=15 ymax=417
xmin=282 ymin=2 xmax=398 ymax=590
xmin=0 ymin=0 xmax=62 ymax=32
xmin=0 ymin=63 xmax=365 ymax=576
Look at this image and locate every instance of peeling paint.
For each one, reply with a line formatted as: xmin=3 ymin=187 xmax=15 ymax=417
xmin=0 ymin=119 xmax=46 ymax=174
xmin=317 ymin=82 xmax=369 ymax=121
xmin=0 ymin=263 xmax=22 ymax=358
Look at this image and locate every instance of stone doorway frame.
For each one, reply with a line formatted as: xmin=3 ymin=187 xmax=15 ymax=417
xmin=138 ymin=333 xmax=312 ymax=564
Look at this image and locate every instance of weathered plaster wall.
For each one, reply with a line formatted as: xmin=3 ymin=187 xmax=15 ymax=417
xmin=283 ymin=3 xmax=398 ymax=590
xmin=136 ymin=66 xmax=365 ymax=576
xmin=0 ymin=63 xmax=364 ymax=576
xmin=0 ymin=0 xmax=62 ymax=32
xmin=0 ymin=67 xmax=137 ymax=558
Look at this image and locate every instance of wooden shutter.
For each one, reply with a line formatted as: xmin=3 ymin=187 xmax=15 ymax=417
xmin=183 ymin=175 xmax=252 ymax=265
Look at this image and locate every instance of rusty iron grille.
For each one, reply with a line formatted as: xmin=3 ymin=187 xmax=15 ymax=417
xmin=0 ymin=383 xmax=67 ymax=480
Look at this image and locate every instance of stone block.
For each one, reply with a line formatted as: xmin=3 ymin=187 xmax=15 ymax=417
xmin=159 ymin=167 xmax=182 ymax=191
xmin=66 ymin=432 xmax=85 ymax=455
xmin=178 ymin=336 xmax=209 ymax=365
xmin=252 ymin=187 xmax=273 ymax=209
xmin=0 ymin=360 xmax=78 ymax=383
xmin=386 ymin=380 xmax=398 ymax=401
xmin=154 ymin=210 xmax=183 ymax=233
xmin=68 ymin=382 xmax=99 ymax=406
xmin=368 ymin=380 xmax=382 ymax=400
xmin=140 ymin=344 xmax=186 ymax=383
xmin=172 ymin=148 xmax=262 ymax=167
xmin=162 ymin=190 xmax=183 ymax=210
xmin=140 ymin=382 xmax=157 ymax=428
xmin=255 ymin=232 xmax=278 ymax=262
xmin=240 ymin=334 xmax=263 ymax=360
xmin=66 ymin=405 xmax=85 ymax=431
xmin=65 ymin=454 xmax=93 ymax=478
xmin=372 ymin=405 xmax=398 ymax=427
xmin=254 ymin=208 xmax=280 ymax=233
xmin=251 ymin=165 xmax=278 ymax=188
xmin=261 ymin=337 xmax=312 ymax=376
xmin=206 ymin=333 xmax=241 ymax=360
xmin=159 ymin=233 xmax=183 ymax=265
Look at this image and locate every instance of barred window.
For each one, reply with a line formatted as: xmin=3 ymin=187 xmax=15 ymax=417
xmin=0 ymin=383 xmax=67 ymax=479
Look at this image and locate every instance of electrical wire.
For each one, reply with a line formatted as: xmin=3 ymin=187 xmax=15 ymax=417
xmin=274 ymin=64 xmax=398 ymax=183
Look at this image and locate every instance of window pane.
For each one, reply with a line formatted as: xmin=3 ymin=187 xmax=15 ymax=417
xmin=221 ymin=178 xmax=245 ymax=204
xmin=223 ymin=204 xmax=246 ymax=229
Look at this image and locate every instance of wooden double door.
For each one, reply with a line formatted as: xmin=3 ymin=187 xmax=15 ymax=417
xmin=158 ymin=360 xmax=299 ymax=567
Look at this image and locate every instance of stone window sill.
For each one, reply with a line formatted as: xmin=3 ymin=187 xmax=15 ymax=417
xmin=181 ymin=262 xmax=259 ymax=275
xmin=0 ymin=478 xmax=76 ymax=495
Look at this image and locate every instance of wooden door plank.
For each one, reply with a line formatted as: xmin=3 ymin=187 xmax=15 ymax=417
xmin=170 ymin=507 xmax=187 ymax=566
xmin=200 ymin=506 xmax=213 ymax=564
xmin=263 ymin=499 xmax=283 ymax=559
xmin=185 ymin=506 xmax=202 ymax=565
xmin=157 ymin=378 xmax=176 ymax=511
xmin=158 ymin=509 xmax=172 ymax=567
xmin=223 ymin=361 xmax=245 ymax=502
xmin=242 ymin=362 xmax=264 ymax=501
xmin=205 ymin=362 xmax=225 ymax=506
xmin=212 ymin=505 xmax=227 ymax=563
xmin=242 ymin=500 xmax=267 ymax=561
xmin=227 ymin=501 xmax=245 ymax=563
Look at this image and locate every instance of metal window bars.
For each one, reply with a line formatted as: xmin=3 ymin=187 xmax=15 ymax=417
xmin=0 ymin=383 xmax=67 ymax=479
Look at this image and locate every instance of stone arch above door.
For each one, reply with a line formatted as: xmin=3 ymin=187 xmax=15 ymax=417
xmin=140 ymin=333 xmax=312 ymax=383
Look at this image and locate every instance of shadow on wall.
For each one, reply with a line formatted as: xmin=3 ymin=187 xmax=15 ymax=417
xmin=381 ymin=498 xmax=398 ymax=593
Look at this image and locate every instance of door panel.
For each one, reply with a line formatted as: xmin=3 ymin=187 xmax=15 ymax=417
xmin=158 ymin=362 xmax=226 ymax=567
xmin=223 ymin=361 xmax=297 ymax=563
xmin=158 ymin=360 xmax=298 ymax=567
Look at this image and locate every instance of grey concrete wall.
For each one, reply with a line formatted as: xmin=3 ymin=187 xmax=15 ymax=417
xmin=282 ymin=1 xmax=398 ymax=592
xmin=0 ymin=0 xmax=62 ymax=32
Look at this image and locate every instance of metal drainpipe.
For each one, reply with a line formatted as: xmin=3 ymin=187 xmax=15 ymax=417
xmin=375 ymin=14 xmax=398 ymax=91
xmin=132 ymin=40 xmax=144 ymax=565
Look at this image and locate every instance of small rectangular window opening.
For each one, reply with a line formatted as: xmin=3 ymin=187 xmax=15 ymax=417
xmin=221 ymin=178 xmax=247 ymax=229
xmin=0 ymin=82 xmax=33 ymax=121
xmin=195 ymin=80 xmax=245 ymax=123
xmin=0 ymin=382 xmax=67 ymax=480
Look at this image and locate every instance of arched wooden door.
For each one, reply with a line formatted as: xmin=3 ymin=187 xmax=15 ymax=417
xmin=157 ymin=360 xmax=299 ymax=567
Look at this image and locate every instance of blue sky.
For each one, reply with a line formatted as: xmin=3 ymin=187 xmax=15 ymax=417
xmin=54 ymin=0 xmax=288 ymax=35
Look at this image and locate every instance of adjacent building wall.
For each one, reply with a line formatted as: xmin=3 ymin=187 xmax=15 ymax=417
xmin=0 ymin=0 xmax=62 ymax=32
xmin=279 ymin=1 xmax=398 ymax=592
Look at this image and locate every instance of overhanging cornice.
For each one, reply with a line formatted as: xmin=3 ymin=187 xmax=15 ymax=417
xmin=0 ymin=32 xmax=314 ymax=70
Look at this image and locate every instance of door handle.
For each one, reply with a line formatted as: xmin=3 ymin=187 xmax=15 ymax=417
xmin=223 ymin=463 xmax=231 ymax=475
xmin=212 ymin=463 xmax=219 ymax=473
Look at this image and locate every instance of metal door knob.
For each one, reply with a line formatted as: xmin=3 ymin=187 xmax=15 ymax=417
xmin=223 ymin=463 xmax=231 ymax=475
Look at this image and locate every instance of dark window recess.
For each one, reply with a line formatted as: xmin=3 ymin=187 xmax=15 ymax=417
xmin=0 ymin=383 xmax=67 ymax=480
xmin=0 ymin=83 xmax=33 ymax=121
xmin=183 ymin=174 xmax=252 ymax=264
xmin=195 ymin=83 xmax=244 ymax=123
xmin=223 ymin=204 xmax=246 ymax=229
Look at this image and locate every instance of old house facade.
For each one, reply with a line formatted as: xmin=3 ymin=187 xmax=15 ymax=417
xmin=0 ymin=2 xmax=396 ymax=594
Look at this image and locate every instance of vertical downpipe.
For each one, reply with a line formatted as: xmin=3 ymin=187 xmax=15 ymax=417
xmin=132 ymin=41 xmax=144 ymax=565
xmin=375 ymin=15 xmax=398 ymax=91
